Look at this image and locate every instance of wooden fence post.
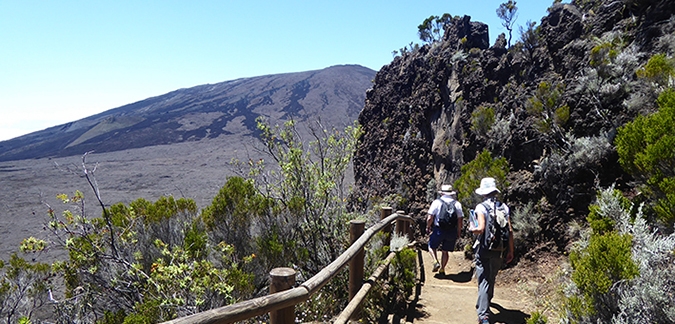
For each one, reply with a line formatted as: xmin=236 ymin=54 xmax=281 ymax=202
xmin=395 ymin=210 xmax=406 ymax=237
xmin=380 ymin=207 xmax=393 ymax=247
xmin=269 ymin=267 xmax=296 ymax=324
xmin=349 ymin=220 xmax=366 ymax=320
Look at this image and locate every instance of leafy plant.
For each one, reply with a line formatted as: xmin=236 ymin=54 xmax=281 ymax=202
xmin=525 ymin=81 xmax=570 ymax=149
xmin=0 ymin=254 xmax=51 ymax=324
xmin=417 ymin=14 xmax=452 ymax=44
xmin=615 ymin=88 xmax=675 ymax=227
xmin=563 ymin=186 xmax=675 ymax=323
xmin=239 ymin=118 xmax=362 ymax=275
xmin=453 ymin=149 xmax=510 ymax=209
xmin=526 ymin=310 xmax=548 ymax=324
xmin=470 ymin=106 xmax=496 ymax=138
xmin=635 ymin=53 xmax=675 ymax=88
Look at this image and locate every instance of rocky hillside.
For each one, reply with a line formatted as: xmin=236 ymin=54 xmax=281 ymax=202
xmin=349 ymin=0 xmax=674 ymax=253
xmin=0 ymin=65 xmax=375 ymax=162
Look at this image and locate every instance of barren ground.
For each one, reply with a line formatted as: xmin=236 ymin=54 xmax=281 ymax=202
xmin=0 ymin=135 xmax=259 ymax=260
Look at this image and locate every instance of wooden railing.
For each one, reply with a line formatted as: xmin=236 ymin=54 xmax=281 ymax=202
xmin=163 ymin=207 xmax=417 ymax=324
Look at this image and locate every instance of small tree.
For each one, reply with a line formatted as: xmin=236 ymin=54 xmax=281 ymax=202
xmin=496 ymin=1 xmax=518 ymax=47
xmin=418 ymin=13 xmax=452 ymax=44
xmin=243 ymin=118 xmax=362 ymax=275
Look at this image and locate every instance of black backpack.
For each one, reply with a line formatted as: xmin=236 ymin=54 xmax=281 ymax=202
xmin=436 ymin=199 xmax=458 ymax=230
xmin=481 ymin=200 xmax=510 ymax=251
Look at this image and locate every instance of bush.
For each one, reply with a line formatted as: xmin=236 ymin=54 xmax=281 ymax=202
xmin=563 ymin=186 xmax=675 ymax=323
xmin=0 ymin=254 xmax=51 ymax=323
xmin=510 ymin=201 xmax=542 ymax=246
xmin=615 ymin=88 xmax=675 ymax=227
xmin=453 ymin=149 xmax=510 ymax=210
xmin=526 ymin=310 xmax=548 ymax=324
xmin=36 ymin=186 xmax=254 ymax=322
xmin=525 ymin=81 xmax=569 ymax=142
xmin=470 ymin=106 xmax=496 ymax=138
xmin=636 ymin=53 xmax=675 ymax=88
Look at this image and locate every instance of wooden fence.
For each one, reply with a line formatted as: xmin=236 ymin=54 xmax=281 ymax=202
xmin=162 ymin=207 xmax=417 ymax=324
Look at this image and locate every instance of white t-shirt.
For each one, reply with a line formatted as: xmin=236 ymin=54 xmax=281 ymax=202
xmin=428 ymin=195 xmax=464 ymax=227
xmin=474 ymin=200 xmax=510 ymax=223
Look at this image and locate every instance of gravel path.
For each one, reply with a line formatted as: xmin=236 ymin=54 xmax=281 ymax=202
xmin=405 ymin=250 xmax=531 ymax=324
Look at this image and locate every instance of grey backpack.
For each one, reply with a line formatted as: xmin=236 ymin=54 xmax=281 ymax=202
xmin=481 ymin=200 xmax=509 ymax=251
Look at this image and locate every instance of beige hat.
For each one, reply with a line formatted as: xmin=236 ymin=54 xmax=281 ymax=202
xmin=475 ymin=177 xmax=500 ymax=195
xmin=438 ymin=184 xmax=456 ymax=195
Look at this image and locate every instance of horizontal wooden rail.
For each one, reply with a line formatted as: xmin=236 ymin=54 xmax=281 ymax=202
xmin=162 ymin=211 xmax=414 ymax=324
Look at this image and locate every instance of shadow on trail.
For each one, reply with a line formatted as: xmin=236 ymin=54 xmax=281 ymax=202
xmin=434 ymin=267 xmax=474 ymax=282
xmin=490 ymin=302 xmax=529 ymax=324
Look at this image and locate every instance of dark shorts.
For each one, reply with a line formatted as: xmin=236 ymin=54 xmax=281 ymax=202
xmin=428 ymin=227 xmax=457 ymax=251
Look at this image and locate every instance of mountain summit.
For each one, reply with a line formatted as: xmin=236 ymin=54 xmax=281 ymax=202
xmin=0 ymin=65 xmax=375 ymax=162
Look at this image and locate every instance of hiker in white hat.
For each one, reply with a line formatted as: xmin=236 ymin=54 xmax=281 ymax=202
xmin=470 ymin=177 xmax=514 ymax=324
xmin=425 ymin=184 xmax=463 ymax=276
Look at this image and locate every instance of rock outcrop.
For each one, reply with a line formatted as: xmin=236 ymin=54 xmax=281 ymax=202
xmin=349 ymin=0 xmax=675 ymax=253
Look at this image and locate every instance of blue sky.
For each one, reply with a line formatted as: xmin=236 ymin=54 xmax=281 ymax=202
xmin=0 ymin=1 xmax=563 ymax=141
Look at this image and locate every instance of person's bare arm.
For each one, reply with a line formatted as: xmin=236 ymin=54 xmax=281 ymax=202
xmin=426 ymin=213 xmax=434 ymax=234
xmin=506 ymin=217 xmax=515 ymax=263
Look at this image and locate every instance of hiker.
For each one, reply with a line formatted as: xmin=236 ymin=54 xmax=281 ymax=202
xmin=469 ymin=177 xmax=514 ymax=324
xmin=426 ymin=184 xmax=463 ymax=276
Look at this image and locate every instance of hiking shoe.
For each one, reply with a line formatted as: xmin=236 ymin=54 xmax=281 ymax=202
xmin=432 ymin=262 xmax=440 ymax=272
xmin=478 ymin=316 xmax=490 ymax=324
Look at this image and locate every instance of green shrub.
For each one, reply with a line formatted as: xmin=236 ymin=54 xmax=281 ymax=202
xmin=563 ymin=186 xmax=675 ymax=323
xmin=470 ymin=106 xmax=496 ymax=138
xmin=569 ymin=232 xmax=638 ymax=311
xmin=40 ymin=189 xmax=255 ymax=323
xmin=615 ymin=88 xmax=675 ymax=227
xmin=390 ymin=248 xmax=417 ymax=301
xmin=526 ymin=81 xmax=569 ymax=134
xmin=636 ymin=53 xmax=675 ymax=87
xmin=526 ymin=310 xmax=548 ymax=324
xmin=453 ymin=149 xmax=510 ymax=209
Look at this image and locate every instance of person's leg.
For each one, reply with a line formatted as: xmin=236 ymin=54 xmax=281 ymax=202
xmin=440 ymin=250 xmax=449 ymax=272
xmin=438 ymin=231 xmax=456 ymax=274
xmin=475 ymin=256 xmax=491 ymax=323
xmin=487 ymin=255 xmax=504 ymax=303
xmin=428 ymin=229 xmax=441 ymax=272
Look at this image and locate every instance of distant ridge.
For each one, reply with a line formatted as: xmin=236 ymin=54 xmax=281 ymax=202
xmin=0 ymin=65 xmax=375 ymax=162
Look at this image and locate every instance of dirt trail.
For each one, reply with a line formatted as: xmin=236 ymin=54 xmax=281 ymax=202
xmin=405 ymin=250 xmax=531 ymax=324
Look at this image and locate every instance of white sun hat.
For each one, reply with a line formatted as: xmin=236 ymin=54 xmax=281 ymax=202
xmin=474 ymin=177 xmax=500 ymax=196
xmin=438 ymin=184 xmax=456 ymax=195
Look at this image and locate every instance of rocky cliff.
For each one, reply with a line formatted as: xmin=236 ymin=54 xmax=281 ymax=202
xmin=349 ymin=0 xmax=675 ymax=253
